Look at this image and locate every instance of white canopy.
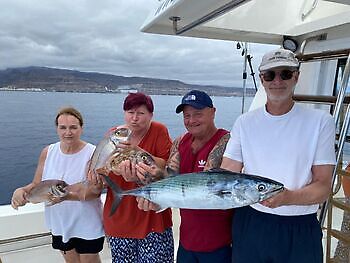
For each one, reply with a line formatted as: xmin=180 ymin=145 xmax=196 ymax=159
xmin=141 ymin=0 xmax=350 ymax=51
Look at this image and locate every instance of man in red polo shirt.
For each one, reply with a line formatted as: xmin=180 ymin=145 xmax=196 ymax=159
xmin=137 ymin=90 xmax=233 ymax=263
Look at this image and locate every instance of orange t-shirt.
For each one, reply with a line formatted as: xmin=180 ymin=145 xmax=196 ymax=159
xmin=103 ymin=121 xmax=173 ymax=238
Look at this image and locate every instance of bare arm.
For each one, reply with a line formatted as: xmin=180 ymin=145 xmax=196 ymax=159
xmin=261 ymin=164 xmax=334 ymax=208
xmin=11 ymin=146 xmax=48 ymax=209
xmin=220 ymin=156 xmax=243 ymax=173
xmin=63 ymin=180 xmax=103 ymax=201
xmin=135 ymin=136 xmax=182 ymax=211
xmin=205 ymin=133 xmax=230 ymax=170
xmin=136 ymin=136 xmax=181 ymax=181
xmin=165 ymin=136 xmax=181 ymax=173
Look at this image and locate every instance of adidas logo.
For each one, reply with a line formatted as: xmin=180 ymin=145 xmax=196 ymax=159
xmin=198 ymin=159 xmax=206 ymax=168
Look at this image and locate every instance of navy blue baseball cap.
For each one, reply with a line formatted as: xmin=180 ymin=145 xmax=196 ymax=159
xmin=176 ymin=90 xmax=213 ymax=113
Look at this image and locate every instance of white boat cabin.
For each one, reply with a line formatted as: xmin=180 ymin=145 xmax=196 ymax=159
xmin=141 ymin=1 xmax=350 ymax=262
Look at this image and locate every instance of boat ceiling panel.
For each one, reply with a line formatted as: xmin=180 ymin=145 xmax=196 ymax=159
xmin=323 ymin=0 xmax=350 ymax=5
xmin=141 ymin=0 xmax=350 ymax=45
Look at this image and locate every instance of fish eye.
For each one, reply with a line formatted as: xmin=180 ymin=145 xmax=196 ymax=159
xmin=257 ymin=184 xmax=266 ymax=192
xmin=142 ymin=155 xmax=147 ymax=160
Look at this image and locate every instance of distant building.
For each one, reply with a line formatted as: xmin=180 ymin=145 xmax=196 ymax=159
xmin=119 ymin=89 xmax=138 ymax=93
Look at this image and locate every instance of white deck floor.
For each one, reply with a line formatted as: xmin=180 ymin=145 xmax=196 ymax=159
xmin=0 ymin=204 xmax=346 ymax=262
xmin=0 ymin=208 xmax=180 ymax=263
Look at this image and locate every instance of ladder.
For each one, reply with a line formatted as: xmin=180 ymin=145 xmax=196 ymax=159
xmin=296 ymin=51 xmax=350 ymax=262
xmin=292 ymin=50 xmax=350 ymax=262
xmin=325 ymin=53 xmax=350 ymax=263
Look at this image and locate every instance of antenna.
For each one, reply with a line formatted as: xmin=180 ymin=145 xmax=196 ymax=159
xmin=236 ymin=42 xmax=257 ymax=113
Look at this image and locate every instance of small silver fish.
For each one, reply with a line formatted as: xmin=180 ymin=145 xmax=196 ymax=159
xmin=26 ymin=180 xmax=68 ymax=205
xmin=102 ymin=168 xmax=284 ymax=215
xmin=89 ymin=127 xmax=132 ymax=173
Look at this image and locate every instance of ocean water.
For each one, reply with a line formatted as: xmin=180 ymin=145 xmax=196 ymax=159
xmin=0 ymin=91 xmax=252 ymax=205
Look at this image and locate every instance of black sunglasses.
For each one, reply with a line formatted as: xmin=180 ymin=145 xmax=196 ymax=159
xmin=261 ymin=70 xmax=296 ymax=82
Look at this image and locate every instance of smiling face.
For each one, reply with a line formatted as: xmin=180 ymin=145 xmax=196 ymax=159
xmin=56 ymin=114 xmax=83 ymax=146
xmin=260 ymin=67 xmax=299 ymax=104
xmin=182 ymin=105 xmax=216 ymax=138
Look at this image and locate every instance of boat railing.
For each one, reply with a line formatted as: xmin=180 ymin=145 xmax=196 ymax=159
xmin=293 ymin=94 xmax=350 ymax=105
xmin=0 ymin=232 xmax=51 ymax=254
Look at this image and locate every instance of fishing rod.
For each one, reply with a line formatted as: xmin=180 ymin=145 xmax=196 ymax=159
xmin=236 ymin=42 xmax=258 ymax=113
xmin=237 ymin=42 xmax=257 ymax=92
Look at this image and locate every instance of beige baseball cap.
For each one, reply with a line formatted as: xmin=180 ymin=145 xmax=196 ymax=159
xmin=259 ymin=48 xmax=299 ymax=71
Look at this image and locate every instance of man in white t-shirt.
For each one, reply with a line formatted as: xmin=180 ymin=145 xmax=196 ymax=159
xmin=221 ymin=48 xmax=336 ymax=263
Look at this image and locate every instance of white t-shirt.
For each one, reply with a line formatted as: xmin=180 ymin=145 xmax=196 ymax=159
xmin=224 ymin=104 xmax=336 ymax=216
xmin=42 ymin=142 xmax=104 ymax=242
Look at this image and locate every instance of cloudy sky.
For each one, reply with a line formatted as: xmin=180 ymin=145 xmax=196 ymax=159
xmin=0 ymin=0 xmax=276 ymax=87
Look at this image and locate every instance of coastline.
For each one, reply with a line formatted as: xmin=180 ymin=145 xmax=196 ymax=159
xmin=0 ymin=88 xmax=255 ymax=97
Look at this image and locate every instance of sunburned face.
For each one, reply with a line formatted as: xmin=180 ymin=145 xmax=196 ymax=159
xmin=260 ymin=67 xmax=299 ymax=103
xmin=56 ymin=114 xmax=83 ymax=145
xmin=182 ymin=106 xmax=215 ymax=138
xmin=124 ymin=105 xmax=153 ymax=133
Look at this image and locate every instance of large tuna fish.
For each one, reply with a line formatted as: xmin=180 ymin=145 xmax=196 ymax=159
xmin=102 ymin=168 xmax=284 ymax=215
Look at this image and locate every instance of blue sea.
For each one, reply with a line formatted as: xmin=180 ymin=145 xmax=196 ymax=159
xmin=0 ymin=91 xmax=252 ymax=205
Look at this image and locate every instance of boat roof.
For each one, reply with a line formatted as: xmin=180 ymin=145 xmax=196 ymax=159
xmin=141 ymin=0 xmax=350 ymax=52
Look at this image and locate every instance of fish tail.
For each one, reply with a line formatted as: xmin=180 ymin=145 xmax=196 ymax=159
xmin=99 ymin=174 xmax=122 ymax=216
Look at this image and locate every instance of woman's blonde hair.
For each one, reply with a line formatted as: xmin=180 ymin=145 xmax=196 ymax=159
xmin=55 ymin=107 xmax=84 ymax=127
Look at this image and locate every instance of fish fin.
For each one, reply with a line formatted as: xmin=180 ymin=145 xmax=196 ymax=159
xmin=99 ymin=174 xmax=122 ymax=216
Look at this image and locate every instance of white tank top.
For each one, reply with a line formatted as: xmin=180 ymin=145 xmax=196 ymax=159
xmin=42 ymin=142 xmax=104 ymax=242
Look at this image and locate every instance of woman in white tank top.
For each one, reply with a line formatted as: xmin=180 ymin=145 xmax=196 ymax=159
xmin=11 ymin=107 xmax=104 ymax=263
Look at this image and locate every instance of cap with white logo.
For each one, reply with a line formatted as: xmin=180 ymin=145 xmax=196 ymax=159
xmin=176 ymin=90 xmax=213 ymax=114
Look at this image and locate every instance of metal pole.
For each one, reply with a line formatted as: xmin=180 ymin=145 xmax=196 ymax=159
xmin=319 ymin=53 xmax=350 ymax=226
xmin=332 ymin=53 xmax=350 ymax=127
xmin=241 ymin=42 xmax=248 ymax=114
xmin=320 ymin=102 xmax=350 ymax=226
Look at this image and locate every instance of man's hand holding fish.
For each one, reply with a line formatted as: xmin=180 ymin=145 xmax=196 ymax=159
xmin=135 ymin=162 xmax=165 ymax=211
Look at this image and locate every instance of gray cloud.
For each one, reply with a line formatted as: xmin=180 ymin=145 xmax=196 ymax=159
xmin=0 ymin=0 xmax=275 ymax=87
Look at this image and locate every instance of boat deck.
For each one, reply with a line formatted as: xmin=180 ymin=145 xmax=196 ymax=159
xmin=0 ymin=208 xmax=180 ymax=263
xmin=0 ymin=201 xmax=347 ymax=262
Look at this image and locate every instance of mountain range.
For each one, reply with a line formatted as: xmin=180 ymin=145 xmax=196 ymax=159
xmin=0 ymin=66 xmax=256 ymax=96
